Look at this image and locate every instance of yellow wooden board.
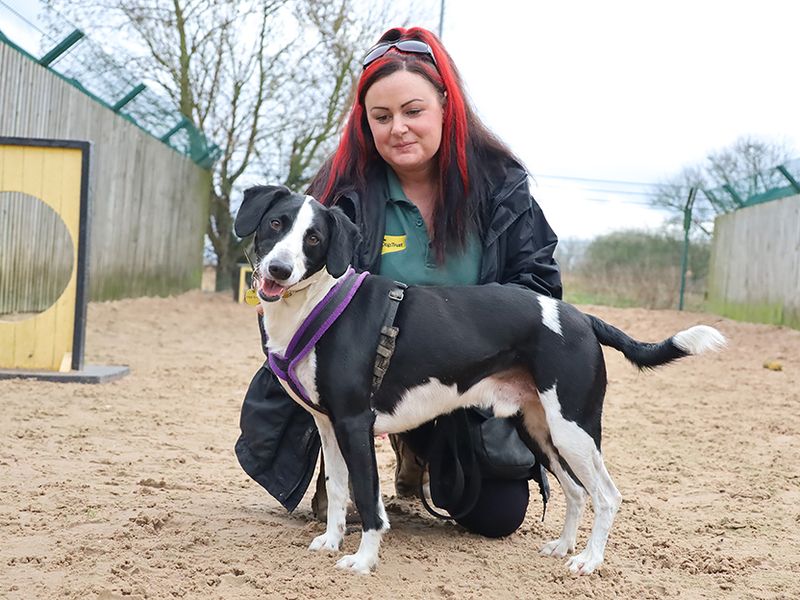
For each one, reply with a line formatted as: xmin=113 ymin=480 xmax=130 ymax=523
xmin=237 ymin=265 xmax=253 ymax=303
xmin=0 ymin=142 xmax=84 ymax=371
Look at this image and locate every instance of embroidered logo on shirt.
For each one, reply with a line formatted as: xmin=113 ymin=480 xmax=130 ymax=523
xmin=382 ymin=235 xmax=407 ymax=254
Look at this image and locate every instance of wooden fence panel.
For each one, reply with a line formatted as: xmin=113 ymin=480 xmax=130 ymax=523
xmin=709 ymin=194 xmax=800 ymax=329
xmin=0 ymin=44 xmax=211 ymax=310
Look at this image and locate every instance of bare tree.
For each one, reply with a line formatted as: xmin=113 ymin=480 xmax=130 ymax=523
xmin=651 ymin=135 xmax=795 ymax=236
xmin=251 ymin=1 xmax=398 ymax=190
xmin=44 ymin=0 xmax=425 ymax=290
xmin=651 ymin=165 xmax=712 ymax=235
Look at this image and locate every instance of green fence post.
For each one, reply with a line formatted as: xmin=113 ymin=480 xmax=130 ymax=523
xmin=38 ymin=29 xmax=85 ymax=66
xmin=112 ymin=84 xmax=147 ymax=112
xmin=776 ymin=165 xmax=800 ymax=194
xmin=679 ymin=187 xmax=697 ymax=311
xmin=722 ymin=184 xmax=745 ymax=208
xmin=702 ymin=189 xmax=725 ymax=214
xmin=160 ymin=117 xmax=189 ymax=143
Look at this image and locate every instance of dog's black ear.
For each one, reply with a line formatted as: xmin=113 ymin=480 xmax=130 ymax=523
xmin=235 ymin=185 xmax=292 ymax=238
xmin=326 ymin=206 xmax=360 ymax=277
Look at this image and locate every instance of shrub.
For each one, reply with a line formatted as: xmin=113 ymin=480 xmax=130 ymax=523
xmin=563 ymin=230 xmax=710 ymax=310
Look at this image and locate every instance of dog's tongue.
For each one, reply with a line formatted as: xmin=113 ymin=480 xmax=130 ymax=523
xmin=259 ymin=279 xmax=285 ymax=300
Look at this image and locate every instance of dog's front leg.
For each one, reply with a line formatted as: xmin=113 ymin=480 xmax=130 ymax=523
xmin=309 ymin=415 xmax=348 ymax=552
xmin=333 ymin=410 xmax=389 ymax=574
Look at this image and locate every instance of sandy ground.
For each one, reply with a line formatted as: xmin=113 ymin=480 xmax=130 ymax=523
xmin=1 ymin=289 xmax=799 ymax=600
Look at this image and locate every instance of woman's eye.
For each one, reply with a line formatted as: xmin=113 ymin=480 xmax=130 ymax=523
xmin=306 ymin=234 xmax=320 ymax=246
xmin=270 ymin=219 xmax=281 ymax=231
xmin=407 ymin=109 xmax=421 ymax=116
xmin=375 ymin=115 xmax=390 ymax=123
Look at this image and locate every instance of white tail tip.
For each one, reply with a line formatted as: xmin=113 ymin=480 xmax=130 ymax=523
xmin=672 ymin=325 xmax=727 ymax=355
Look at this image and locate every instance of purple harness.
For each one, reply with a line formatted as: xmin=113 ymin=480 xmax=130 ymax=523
xmin=267 ymin=268 xmax=368 ymax=416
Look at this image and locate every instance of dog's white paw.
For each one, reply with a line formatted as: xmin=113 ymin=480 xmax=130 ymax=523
xmin=309 ymin=532 xmax=342 ymax=552
xmin=540 ymin=538 xmax=574 ymax=558
xmin=566 ymin=549 xmax=603 ymax=575
xmin=335 ymin=552 xmax=376 ymax=575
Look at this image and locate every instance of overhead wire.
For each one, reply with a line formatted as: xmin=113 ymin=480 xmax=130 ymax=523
xmin=524 ymin=171 xmax=701 ymax=213
xmin=531 ymin=172 xmax=683 ymax=189
xmin=0 ymin=0 xmax=58 ymax=44
xmin=530 ymin=172 xmax=690 ymax=204
xmin=535 ymin=184 xmax=667 ymax=198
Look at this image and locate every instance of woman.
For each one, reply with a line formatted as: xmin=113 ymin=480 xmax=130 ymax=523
xmin=236 ymin=26 xmax=561 ymax=538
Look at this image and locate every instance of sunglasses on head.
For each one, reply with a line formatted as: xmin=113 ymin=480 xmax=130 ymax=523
xmin=362 ymin=39 xmax=438 ymax=70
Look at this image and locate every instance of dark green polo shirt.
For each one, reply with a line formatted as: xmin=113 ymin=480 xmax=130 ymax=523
xmin=379 ymin=169 xmax=481 ymax=286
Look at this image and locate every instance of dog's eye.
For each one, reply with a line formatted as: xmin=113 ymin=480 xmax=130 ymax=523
xmin=270 ymin=219 xmax=281 ymax=231
xmin=306 ymin=233 xmax=320 ymax=246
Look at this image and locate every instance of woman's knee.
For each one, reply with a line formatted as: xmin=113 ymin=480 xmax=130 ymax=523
xmin=454 ymin=478 xmax=530 ymax=538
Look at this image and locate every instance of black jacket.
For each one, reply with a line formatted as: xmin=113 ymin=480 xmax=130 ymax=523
xmin=235 ymin=160 xmax=562 ymax=511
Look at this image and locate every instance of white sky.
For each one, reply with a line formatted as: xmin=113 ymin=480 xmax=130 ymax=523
xmin=439 ymin=0 xmax=800 ymax=238
xmin=3 ymin=0 xmax=799 ymax=239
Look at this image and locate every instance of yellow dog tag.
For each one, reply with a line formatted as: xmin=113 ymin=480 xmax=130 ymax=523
xmin=245 ymin=288 xmax=260 ymax=305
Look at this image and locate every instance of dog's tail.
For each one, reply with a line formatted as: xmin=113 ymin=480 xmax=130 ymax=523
xmin=588 ymin=315 xmax=726 ymax=370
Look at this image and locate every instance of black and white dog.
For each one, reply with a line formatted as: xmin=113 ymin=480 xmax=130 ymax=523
xmin=235 ymin=185 xmax=725 ymax=575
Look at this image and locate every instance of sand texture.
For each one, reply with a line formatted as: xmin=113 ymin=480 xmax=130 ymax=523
xmin=2 ymin=290 xmax=799 ymax=599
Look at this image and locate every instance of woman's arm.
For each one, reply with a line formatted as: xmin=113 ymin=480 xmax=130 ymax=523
xmin=496 ymin=177 xmax=563 ymax=299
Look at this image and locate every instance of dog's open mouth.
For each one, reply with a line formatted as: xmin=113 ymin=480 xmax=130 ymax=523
xmin=258 ymin=278 xmax=287 ymax=302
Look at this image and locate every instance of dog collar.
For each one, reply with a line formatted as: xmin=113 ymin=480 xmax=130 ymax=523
xmin=268 ymin=268 xmax=368 ymax=416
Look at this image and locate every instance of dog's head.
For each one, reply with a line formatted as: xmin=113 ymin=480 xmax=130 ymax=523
xmin=234 ymin=185 xmax=359 ymax=302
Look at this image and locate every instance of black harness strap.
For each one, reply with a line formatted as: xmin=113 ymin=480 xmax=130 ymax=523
xmin=418 ymin=411 xmax=483 ymax=521
xmin=371 ymin=282 xmax=407 ymax=397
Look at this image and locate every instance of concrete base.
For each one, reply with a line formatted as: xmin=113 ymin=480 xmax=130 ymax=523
xmin=0 ymin=365 xmax=130 ymax=384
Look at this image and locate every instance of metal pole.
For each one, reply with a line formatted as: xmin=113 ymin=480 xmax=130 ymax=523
xmin=112 ymin=83 xmax=147 ymax=112
xmin=438 ymin=0 xmax=445 ymax=39
xmin=776 ymin=164 xmax=800 ymax=193
xmin=722 ymin=183 xmax=745 ymax=207
xmin=679 ymin=187 xmax=697 ymax=311
xmin=159 ymin=116 xmax=189 ymax=143
xmin=38 ymin=29 xmax=85 ymax=66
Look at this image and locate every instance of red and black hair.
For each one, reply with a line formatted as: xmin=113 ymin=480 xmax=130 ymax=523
xmin=308 ymin=26 xmax=519 ymax=260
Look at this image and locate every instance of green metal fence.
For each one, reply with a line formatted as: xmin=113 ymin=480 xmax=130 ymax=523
xmin=677 ymin=158 xmax=799 ymax=310
xmin=703 ymin=158 xmax=800 ymax=211
xmin=0 ymin=1 xmax=220 ymax=169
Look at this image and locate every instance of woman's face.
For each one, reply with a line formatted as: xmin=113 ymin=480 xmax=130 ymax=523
xmin=364 ymin=69 xmax=444 ymax=178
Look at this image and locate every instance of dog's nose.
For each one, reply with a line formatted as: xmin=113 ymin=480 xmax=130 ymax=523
xmin=268 ymin=261 xmax=292 ymax=281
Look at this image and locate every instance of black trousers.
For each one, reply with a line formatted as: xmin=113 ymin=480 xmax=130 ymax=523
xmin=455 ymin=478 xmax=530 ymax=538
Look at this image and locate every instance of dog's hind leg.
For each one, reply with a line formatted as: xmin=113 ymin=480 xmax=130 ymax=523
xmin=519 ymin=400 xmax=586 ymax=558
xmin=538 ymin=385 xmax=621 ymax=575
xmin=541 ymin=461 xmax=587 ymax=558
xmin=333 ymin=410 xmax=389 ymax=574
xmin=567 ymin=452 xmax=621 ymax=572
xmin=309 ymin=415 xmax=349 ymax=553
